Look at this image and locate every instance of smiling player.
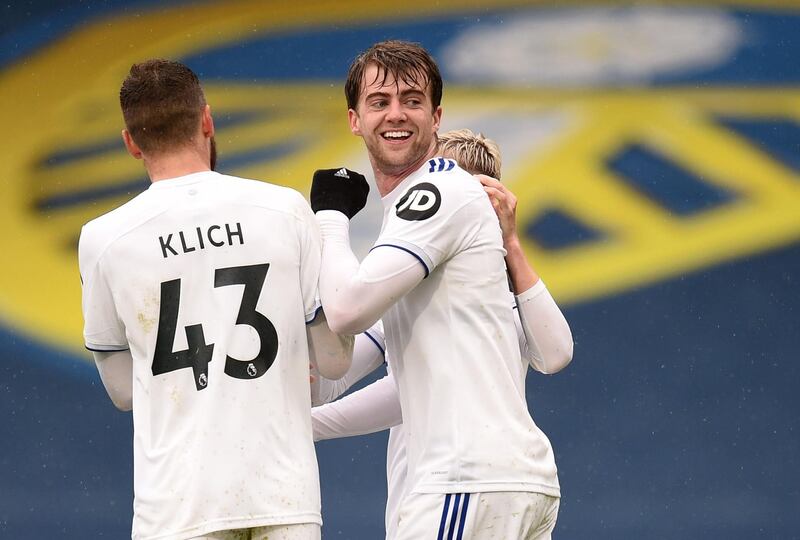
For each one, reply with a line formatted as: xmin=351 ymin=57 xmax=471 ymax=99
xmin=312 ymin=128 xmax=573 ymax=539
xmin=310 ymin=41 xmax=565 ymax=539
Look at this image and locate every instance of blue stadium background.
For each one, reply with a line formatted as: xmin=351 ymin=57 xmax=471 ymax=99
xmin=1 ymin=1 xmax=799 ymax=538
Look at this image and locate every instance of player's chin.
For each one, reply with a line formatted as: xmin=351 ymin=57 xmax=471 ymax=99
xmin=389 ymin=138 xmax=420 ymax=154
xmin=378 ymin=150 xmax=414 ymax=170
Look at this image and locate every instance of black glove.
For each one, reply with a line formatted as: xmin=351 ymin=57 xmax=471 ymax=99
xmin=311 ymin=168 xmax=370 ymax=219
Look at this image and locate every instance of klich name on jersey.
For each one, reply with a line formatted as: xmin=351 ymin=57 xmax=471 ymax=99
xmin=159 ymin=222 xmax=244 ymax=258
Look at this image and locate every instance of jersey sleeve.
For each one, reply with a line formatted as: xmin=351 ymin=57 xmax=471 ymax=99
xmin=295 ymin=192 xmax=323 ymax=323
xmin=79 ymin=224 xmax=128 ymax=351
xmin=311 ymin=372 xmax=402 ymax=441
xmin=316 ymin=212 xmax=426 ymax=334
xmin=374 ymin=168 xmax=485 ymax=276
xmin=514 ymin=280 xmax=574 ymax=374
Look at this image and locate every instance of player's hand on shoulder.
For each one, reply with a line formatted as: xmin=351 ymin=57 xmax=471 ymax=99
xmin=311 ymin=167 xmax=370 ymax=219
xmin=477 ymin=174 xmax=517 ymax=241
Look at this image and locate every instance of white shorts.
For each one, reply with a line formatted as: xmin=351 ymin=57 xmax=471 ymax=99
xmin=394 ymin=491 xmax=559 ymax=540
xmin=191 ymin=523 xmax=320 ymax=540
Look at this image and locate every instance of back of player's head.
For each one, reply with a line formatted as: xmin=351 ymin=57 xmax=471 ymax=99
xmin=119 ymin=59 xmax=206 ymax=154
xmin=345 ymin=40 xmax=442 ymax=111
xmin=438 ymin=129 xmax=502 ymax=180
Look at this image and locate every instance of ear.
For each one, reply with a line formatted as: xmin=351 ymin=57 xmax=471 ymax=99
xmin=201 ymin=104 xmax=215 ymax=138
xmin=121 ymin=129 xmax=142 ymax=160
xmin=431 ymin=105 xmax=442 ymax=133
xmin=348 ymin=108 xmax=362 ymax=136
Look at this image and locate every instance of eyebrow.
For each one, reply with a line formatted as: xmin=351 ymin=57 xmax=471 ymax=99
xmin=400 ymin=88 xmax=426 ymax=97
xmin=365 ymin=91 xmax=391 ymax=101
xmin=364 ymin=88 xmax=426 ymax=101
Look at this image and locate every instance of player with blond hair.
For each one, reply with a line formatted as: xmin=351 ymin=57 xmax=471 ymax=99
xmin=438 ymin=128 xmax=502 ymax=180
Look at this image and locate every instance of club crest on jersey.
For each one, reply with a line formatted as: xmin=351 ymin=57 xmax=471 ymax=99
xmin=395 ymin=182 xmax=441 ymax=221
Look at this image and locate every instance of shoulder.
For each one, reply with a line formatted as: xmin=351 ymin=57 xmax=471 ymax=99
xmin=82 ymin=188 xmax=152 ymax=230
xmin=220 ymin=174 xmax=311 ymax=216
xmin=79 ymin=191 xmax=155 ymax=265
xmin=392 ymin=159 xmax=483 ymax=221
xmin=409 ymin=158 xmax=482 ymax=199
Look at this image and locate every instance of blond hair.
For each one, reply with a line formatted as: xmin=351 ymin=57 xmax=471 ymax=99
xmin=438 ymin=129 xmax=502 ymax=179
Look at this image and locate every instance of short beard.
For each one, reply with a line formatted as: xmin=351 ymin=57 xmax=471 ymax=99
xmin=209 ymin=136 xmax=217 ymax=171
xmin=368 ymin=136 xmax=431 ymax=178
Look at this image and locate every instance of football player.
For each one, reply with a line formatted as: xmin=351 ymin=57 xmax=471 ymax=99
xmin=312 ymin=128 xmax=572 ymax=539
xmin=311 ymin=40 xmax=571 ymax=540
xmin=79 ymin=59 xmax=352 ymax=540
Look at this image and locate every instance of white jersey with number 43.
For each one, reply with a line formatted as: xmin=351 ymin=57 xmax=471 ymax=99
xmin=375 ymin=158 xmax=560 ymax=497
xmin=79 ymin=171 xmax=322 ymax=540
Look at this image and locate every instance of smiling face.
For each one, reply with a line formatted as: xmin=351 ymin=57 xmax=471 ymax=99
xmin=348 ymin=63 xmax=442 ymax=190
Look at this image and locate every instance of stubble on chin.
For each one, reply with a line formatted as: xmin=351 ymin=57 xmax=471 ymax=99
xmin=369 ymin=140 xmax=429 ymax=177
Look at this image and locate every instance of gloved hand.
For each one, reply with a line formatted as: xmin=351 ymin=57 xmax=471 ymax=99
xmin=311 ymin=168 xmax=370 ymax=219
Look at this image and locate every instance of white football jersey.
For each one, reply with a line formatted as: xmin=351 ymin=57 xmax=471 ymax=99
xmin=374 ymin=158 xmax=560 ymax=497
xmin=384 ymin=397 xmax=406 ymax=540
xmin=79 ymin=171 xmax=323 ymax=540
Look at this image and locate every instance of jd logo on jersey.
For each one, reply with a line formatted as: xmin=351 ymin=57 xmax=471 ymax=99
xmin=396 ymin=183 xmax=441 ymax=221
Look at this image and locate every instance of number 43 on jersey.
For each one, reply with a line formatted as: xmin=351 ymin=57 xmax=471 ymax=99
xmin=151 ymin=263 xmax=279 ymax=391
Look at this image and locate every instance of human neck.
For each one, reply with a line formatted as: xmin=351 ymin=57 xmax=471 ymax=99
xmin=144 ymin=146 xmax=210 ymax=182
xmin=373 ymin=143 xmax=438 ymax=197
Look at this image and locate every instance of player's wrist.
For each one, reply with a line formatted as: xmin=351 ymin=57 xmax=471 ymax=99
xmin=515 ymin=279 xmax=546 ymax=302
xmin=503 ymin=233 xmax=522 ymax=252
xmin=315 ymin=210 xmax=351 ymax=240
xmin=315 ymin=209 xmax=350 ymax=221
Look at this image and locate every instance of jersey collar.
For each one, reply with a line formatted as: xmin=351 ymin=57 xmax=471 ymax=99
xmin=148 ymin=171 xmax=220 ymax=190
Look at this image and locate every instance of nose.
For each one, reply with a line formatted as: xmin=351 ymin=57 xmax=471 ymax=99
xmin=386 ymin=99 xmax=407 ymax=123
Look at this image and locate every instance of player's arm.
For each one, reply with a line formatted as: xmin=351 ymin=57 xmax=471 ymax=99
xmin=311 ymin=168 xmax=426 ymax=334
xmin=79 ymin=224 xmax=137 ymax=408
xmin=294 ymin=189 xmax=355 ymax=381
xmin=316 ymin=214 xmax=424 ymax=334
xmin=312 ymin=372 xmax=402 ymax=442
xmin=315 ymin=323 xmax=386 ymax=405
xmin=92 ymin=349 xmax=133 ymax=411
xmin=513 ymin=283 xmax=573 ymax=374
xmin=477 ymin=174 xmax=538 ymax=292
xmin=306 ymin=310 xmax=354 ymax=381
xmin=479 ymin=174 xmax=573 ymax=374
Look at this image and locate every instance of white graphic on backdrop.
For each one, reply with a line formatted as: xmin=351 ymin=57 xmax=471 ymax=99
xmin=442 ymin=7 xmax=742 ymax=86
